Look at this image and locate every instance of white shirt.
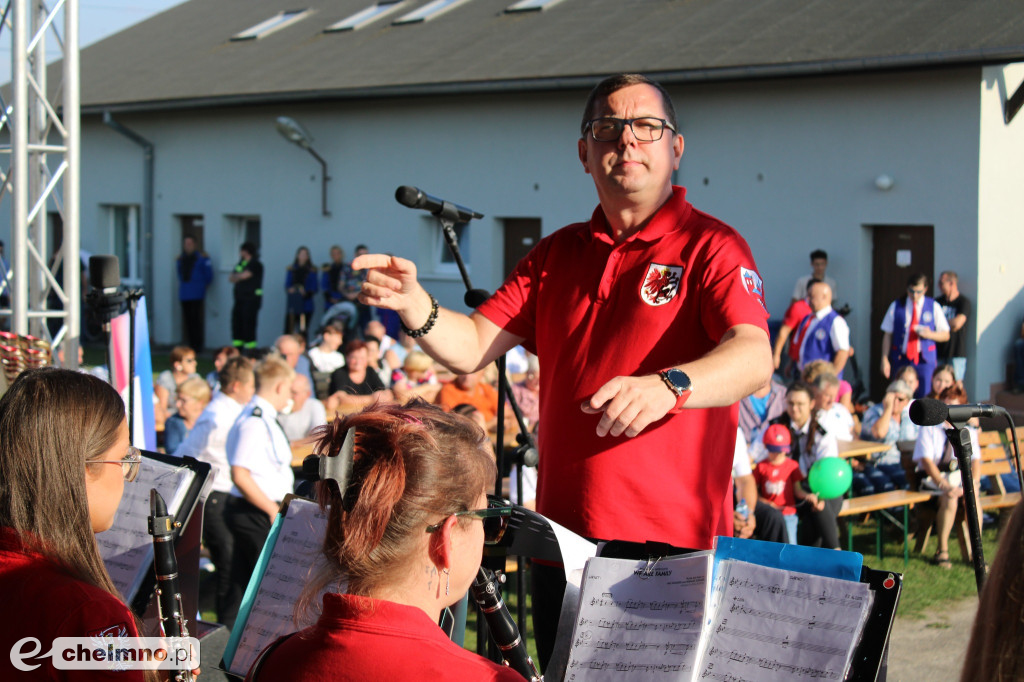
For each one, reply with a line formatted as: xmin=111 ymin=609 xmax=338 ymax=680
xmin=880 ymin=298 xmax=950 ymax=353
xmin=732 ymin=427 xmax=752 ymax=478
xmin=307 ymin=346 xmax=345 ymax=374
xmin=278 ymin=397 xmax=328 ymax=442
xmin=817 ymin=404 xmax=854 ymax=442
xmin=227 ymin=395 xmax=294 ymax=503
xmin=175 ymin=391 xmax=245 ymax=494
xmin=797 ymin=306 xmax=851 ymax=368
xmin=793 ymin=274 xmax=838 ymax=301
xmin=751 ymin=417 xmax=838 ymax=476
xmin=913 ymin=423 xmax=980 ymax=473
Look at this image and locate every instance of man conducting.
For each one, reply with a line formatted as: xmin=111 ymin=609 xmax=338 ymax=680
xmin=354 ymin=74 xmax=773 ymax=665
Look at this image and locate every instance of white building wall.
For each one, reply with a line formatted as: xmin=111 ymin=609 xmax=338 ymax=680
xmin=977 ymin=62 xmax=1024 ymax=398
xmin=68 ymin=66 xmax=1021 ymax=399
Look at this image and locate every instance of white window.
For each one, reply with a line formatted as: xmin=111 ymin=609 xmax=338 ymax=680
xmin=394 ymin=0 xmax=473 ymax=24
xmin=232 ymin=10 xmax=310 ymax=40
xmin=506 ymin=0 xmax=567 ymax=12
xmin=102 ymin=205 xmax=142 ymax=286
xmin=326 ymin=1 xmax=405 ymax=31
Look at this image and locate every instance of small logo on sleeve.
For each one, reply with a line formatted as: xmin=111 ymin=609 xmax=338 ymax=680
xmin=640 ymin=263 xmax=683 ymax=306
xmin=740 ymin=267 xmax=766 ymax=310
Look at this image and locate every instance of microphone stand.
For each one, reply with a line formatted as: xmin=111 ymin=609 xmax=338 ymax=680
xmin=944 ymin=417 xmax=987 ymax=593
xmin=125 ymin=289 xmax=144 ymax=446
xmin=431 ymin=208 xmax=536 ymax=656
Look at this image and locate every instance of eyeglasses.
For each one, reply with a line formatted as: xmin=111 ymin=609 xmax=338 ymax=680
xmin=584 ymin=117 xmax=676 ymax=143
xmin=426 ymin=500 xmax=513 ymax=545
xmin=92 ymin=446 xmax=143 ymax=482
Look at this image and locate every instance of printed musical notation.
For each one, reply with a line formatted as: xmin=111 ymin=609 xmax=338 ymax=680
xmin=695 ymin=560 xmax=871 ymax=682
xmin=228 ymin=499 xmax=330 ymax=677
xmin=566 ymin=553 xmax=713 ymax=682
xmin=97 ymin=458 xmax=195 ymax=602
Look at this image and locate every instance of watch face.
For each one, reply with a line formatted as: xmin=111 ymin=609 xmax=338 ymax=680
xmin=665 ymin=369 xmax=691 ymax=393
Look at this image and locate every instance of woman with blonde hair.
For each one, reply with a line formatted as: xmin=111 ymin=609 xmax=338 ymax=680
xmin=0 ymin=368 xmax=147 ymax=680
xmin=165 ymin=375 xmax=213 ymax=455
xmin=246 ymin=401 xmax=521 ymax=681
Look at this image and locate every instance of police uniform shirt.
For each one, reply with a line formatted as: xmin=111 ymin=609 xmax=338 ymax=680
xmin=175 ymin=391 xmax=246 ymax=494
xmin=226 ymin=395 xmax=294 ymax=503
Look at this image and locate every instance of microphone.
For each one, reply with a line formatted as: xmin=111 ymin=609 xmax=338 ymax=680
xmin=89 ymin=255 xmax=121 ymax=292
xmin=395 ymin=185 xmax=484 ymax=223
xmin=909 ymin=398 xmax=1004 ymax=426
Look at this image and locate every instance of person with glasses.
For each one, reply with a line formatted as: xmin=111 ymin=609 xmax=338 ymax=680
xmin=861 ymin=379 xmax=916 ymax=467
xmin=353 ymin=73 xmax=772 ymax=667
xmin=245 ymin=401 xmax=521 ymax=682
xmin=0 ymin=368 xmax=148 ymax=681
xmin=880 ymin=272 xmax=950 ymax=399
xmin=155 ymin=345 xmax=200 ymax=424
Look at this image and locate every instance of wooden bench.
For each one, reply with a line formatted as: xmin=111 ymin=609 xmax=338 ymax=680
xmin=839 ymin=490 xmax=932 ymax=565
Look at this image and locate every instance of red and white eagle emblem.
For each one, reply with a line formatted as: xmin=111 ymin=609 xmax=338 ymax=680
xmin=640 ymin=262 xmax=683 ymax=306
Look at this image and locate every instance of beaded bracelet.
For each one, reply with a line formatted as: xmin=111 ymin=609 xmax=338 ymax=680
xmin=402 ymin=293 xmax=439 ymax=338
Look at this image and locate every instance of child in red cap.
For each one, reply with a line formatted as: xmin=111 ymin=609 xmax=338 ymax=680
xmin=753 ymin=424 xmax=823 ymax=544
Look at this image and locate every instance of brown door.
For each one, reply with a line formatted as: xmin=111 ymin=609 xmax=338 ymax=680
xmin=868 ymin=225 xmax=934 ymax=401
xmin=502 ymin=218 xmax=541 ymax=280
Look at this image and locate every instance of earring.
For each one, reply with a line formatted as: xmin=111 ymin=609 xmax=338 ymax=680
xmin=443 ymin=568 xmax=450 ymax=596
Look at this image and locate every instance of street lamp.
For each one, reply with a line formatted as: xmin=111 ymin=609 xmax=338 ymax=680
xmin=275 ymin=116 xmax=331 ymax=216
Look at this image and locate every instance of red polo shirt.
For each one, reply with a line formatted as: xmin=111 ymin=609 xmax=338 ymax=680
xmin=0 ymin=527 xmax=142 ymax=681
xmin=477 ymin=187 xmax=769 ymax=549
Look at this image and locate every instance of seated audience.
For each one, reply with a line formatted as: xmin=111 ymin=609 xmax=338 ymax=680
xmin=275 ymin=333 xmax=315 ymax=389
xmin=279 ymin=373 xmax=329 ymax=442
xmin=391 ymin=350 xmax=441 ymax=404
xmin=738 ymin=378 xmax=787 ymax=447
xmin=165 ymin=376 xmax=212 ymax=455
xmin=754 ymin=424 xmax=822 ymax=545
xmin=307 ymin=321 xmax=346 ymax=374
xmin=363 ymin=335 xmax=392 ymax=388
xmin=0 ymin=369 xmax=149 ymax=682
xmin=912 ymin=384 xmax=981 ymax=569
xmin=207 ymin=345 xmax=241 ymax=392
xmin=245 ymin=402 xmax=522 ymax=682
xmin=326 ymin=340 xmax=394 ymax=412
xmin=155 ymin=345 xmax=199 ymax=421
xmin=732 ymin=427 xmax=787 ymax=544
xmin=802 ymin=359 xmax=857 ymax=419
xmin=861 ymin=379 xmax=915 ymax=466
xmin=510 ymin=353 xmax=541 ymax=428
xmin=439 ymin=370 xmax=499 ymax=425
xmin=960 ymin=497 xmax=1024 ymax=680
xmin=927 ymin=363 xmax=957 ymax=398
xmin=811 ymin=372 xmax=854 ymax=441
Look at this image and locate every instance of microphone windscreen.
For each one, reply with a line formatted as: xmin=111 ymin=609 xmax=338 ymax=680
xmin=909 ymin=398 xmax=948 ymax=426
xmin=395 ymin=185 xmax=424 ymax=209
xmin=89 ymin=255 xmax=121 ymax=290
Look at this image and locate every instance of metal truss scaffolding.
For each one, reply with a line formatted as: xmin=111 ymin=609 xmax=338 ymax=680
xmin=0 ymin=0 xmax=79 ymax=364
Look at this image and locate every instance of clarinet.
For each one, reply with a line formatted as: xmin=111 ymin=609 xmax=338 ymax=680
xmin=147 ymin=489 xmax=196 ymax=682
xmin=470 ymin=567 xmax=543 ymax=682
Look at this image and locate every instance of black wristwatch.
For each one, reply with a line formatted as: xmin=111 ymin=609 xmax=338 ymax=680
xmin=658 ymin=368 xmax=692 ymax=413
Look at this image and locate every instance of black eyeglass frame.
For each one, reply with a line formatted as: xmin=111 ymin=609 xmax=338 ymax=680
xmin=425 ymin=503 xmax=513 ymax=545
xmin=583 ymin=116 xmax=677 ymax=142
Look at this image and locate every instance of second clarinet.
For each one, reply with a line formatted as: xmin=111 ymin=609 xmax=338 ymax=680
xmin=148 ymin=489 xmax=197 ymax=682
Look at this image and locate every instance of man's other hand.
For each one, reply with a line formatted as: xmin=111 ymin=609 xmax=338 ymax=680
xmin=581 ymin=374 xmax=676 ymax=438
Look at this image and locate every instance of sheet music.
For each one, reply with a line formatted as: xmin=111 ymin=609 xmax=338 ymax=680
xmin=97 ymin=456 xmax=195 ymax=603
xmin=566 ymin=553 xmax=713 ymax=682
xmin=228 ymin=498 xmax=331 ymax=677
xmin=696 ymin=560 xmax=872 ymax=681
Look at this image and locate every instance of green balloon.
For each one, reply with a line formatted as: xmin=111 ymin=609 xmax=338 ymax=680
xmin=808 ymin=457 xmax=853 ymax=499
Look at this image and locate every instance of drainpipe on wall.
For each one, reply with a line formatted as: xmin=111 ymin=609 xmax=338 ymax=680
xmin=102 ymin=111 xmax=154 ymax=321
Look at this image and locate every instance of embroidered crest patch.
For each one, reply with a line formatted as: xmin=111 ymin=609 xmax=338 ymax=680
xmin=741 ymin=267 xmax=766 ymax=310
xmin=640 ymin=263 xmax=683 ymax=306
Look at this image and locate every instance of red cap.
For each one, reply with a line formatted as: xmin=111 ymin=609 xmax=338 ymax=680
xmin=763 ymin=424 xmax=792 ymax=452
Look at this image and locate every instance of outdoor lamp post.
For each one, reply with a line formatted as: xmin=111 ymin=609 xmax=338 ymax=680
xmin=275 ymin=116 xmax=331 ymax=216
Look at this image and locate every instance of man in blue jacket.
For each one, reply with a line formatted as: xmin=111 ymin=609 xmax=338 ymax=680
xmin=177 ymin=235 xmax=213 ymax=352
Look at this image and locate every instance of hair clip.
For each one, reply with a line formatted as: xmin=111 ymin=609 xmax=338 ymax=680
xmin=303 ymin=427 xmax=358 ymax=510
xmin=399 ymin=413 xmax=423 ymax=425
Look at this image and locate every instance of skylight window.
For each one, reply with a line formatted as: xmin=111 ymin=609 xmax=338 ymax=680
xmin=326 ymin=1 xmax=406 ymax=32
xmin=393 ymin=0 xmax=473 ymax=25
xmin=231 ymin=9 xmax=310 ymax=41
xmin=506 ymin=0 xmax=566 ymax=11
